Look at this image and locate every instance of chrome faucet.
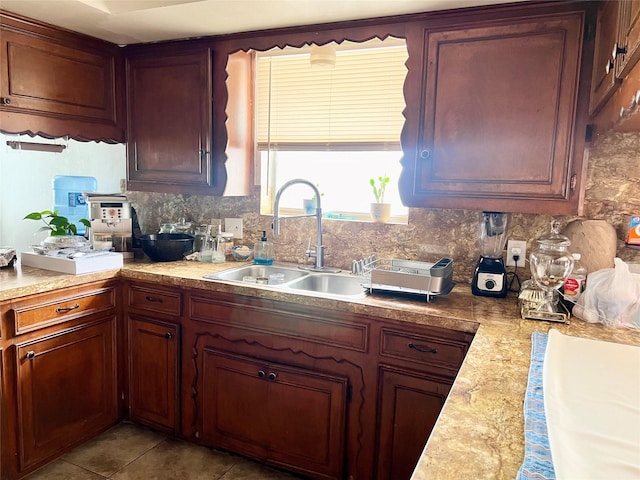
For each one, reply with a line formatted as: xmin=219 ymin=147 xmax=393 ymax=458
xmin=273 ymin=179 xmax=338 ymax=272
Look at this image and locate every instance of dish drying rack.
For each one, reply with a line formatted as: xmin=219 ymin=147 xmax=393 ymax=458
xmin=355 ymin=256 xmax=455 ymax=302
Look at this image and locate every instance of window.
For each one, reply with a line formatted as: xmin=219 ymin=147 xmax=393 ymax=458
xmin=256 ymin=38 xmax=408 ymax=222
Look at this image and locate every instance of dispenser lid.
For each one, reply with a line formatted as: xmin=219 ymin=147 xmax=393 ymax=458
xmin=536 ymin=220 xmax=571 ymax=249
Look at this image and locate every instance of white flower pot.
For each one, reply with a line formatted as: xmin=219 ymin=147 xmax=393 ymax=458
xmin=370 ymin=203 xmax=391 ymax=223
xmin=303 ymin=198 xmax=317 ymax=214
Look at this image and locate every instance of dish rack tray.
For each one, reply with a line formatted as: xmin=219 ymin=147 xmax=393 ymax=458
xmin=361 ymin=257 xmax=455 ymax=302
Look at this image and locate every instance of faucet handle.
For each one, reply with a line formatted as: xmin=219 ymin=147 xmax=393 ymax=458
xmin=305 ymin=238 xmax=317 ymax=259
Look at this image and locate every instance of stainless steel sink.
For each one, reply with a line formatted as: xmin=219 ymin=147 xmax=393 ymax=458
xmin=204 ymin=263 xmax=367 ymax=300
xmin=285 ymin=274 xmax=366 ymax=298
xmin=205 ymin=264 xmax=309 ymax=284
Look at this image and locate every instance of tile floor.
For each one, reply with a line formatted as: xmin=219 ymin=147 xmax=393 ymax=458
xmin=24 ymin=422 xmax=303 ymax=480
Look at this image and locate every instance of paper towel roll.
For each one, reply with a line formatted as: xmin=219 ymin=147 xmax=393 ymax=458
xmin=561 ymin=220 xmax=617 ymax=274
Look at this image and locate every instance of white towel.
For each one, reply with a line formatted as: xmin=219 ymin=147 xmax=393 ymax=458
xmin=543 ymin=329 xmax=640 ymax=479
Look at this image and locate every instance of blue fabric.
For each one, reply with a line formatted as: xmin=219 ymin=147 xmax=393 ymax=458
xmin=516 ymin=332 xmax=556 ymax=480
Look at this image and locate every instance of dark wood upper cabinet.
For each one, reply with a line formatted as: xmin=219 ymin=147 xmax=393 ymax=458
xmin=399 ymin=6 xmax=593 ymax=215
xmin=590 ymin=1 xmax=624 ymax=114
xmin=589 ymin=0 xmax=640 ymax=133
xmin=0 ymin=11 xmax=125 ymax=142
xmin=618 ymin=0 xmax=640 ymax=77
xmin=125 ymin=49 xmax=217 ymax=194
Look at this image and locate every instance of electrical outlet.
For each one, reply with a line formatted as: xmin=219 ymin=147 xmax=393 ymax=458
xmin=225 ymin=218 xmax=243 ymax=239
xmin=506 ymin=240 xmax=527 ymax=268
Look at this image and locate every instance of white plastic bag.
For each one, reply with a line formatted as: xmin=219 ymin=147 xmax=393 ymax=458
xmin=572 ymin=258 xmax=640 ymax=328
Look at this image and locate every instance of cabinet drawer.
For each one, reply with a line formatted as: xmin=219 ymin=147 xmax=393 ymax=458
xmin=13 ymin=287 xmax=116 ymax=334
xmin=128 ymin=284 xmax=182 ymax=317
xmin=380 ymin=329 xmax=469 ymax=372
xmin=190 ymin=294 xmax=367 ymax=352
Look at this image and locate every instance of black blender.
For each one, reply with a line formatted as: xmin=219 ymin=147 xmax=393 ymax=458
xmin=472 ymin=212 xmax=510 ymax=298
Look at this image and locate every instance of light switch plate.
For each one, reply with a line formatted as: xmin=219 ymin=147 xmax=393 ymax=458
xmin=225 ymin=218 xmax=243 ymax=239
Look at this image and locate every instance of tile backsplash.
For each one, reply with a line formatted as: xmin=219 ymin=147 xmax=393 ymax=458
xmin=126 ymin=131 xmax=640 ymax=283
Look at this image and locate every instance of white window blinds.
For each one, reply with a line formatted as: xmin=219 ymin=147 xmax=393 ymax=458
xmin=256 ymin=40 xmax=408 ymax=148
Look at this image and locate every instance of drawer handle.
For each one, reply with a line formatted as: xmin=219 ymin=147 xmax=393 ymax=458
xmin=258 ymin=370 xmax=266 ymax=378
xmin=165 ymin=332 xmax=173 ymax=340
xmin=56 ymin=303 xmax=80 ymax=313
xmin=268 ymin=372 xmax=278 ymax=381
xmin=145 ymin=296 xmax=163 ymax=303
xmin=26 ymin=351 xmax=36 ymax=359
xmin=408 ymin=342 xmax=438 ymax=354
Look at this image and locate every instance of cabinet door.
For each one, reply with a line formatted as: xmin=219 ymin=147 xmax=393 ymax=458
xmin=201 ymin=350 xmax=348 ymax=479
xmin=619 ymin=0 xmax=640 ymax=77
xmin=376 ymin=367 xmax=451 ymax=480
xmin=15 ymin=316 xmax=117 ymax=472
xmin=401 ymin=12 xmax=585 ymax=214
xmin=0 ymin=13 xmax=124 ymax=142
xmin=590 ymin=1 xmax=624 ymax=114
xmin=126 ymin=50 xmax=213 ymax=194
xmin=128 ymin=316 xmax=179 ymax=433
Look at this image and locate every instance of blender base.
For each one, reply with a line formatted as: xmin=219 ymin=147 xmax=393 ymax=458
xmin=471 ymin=256 xmax=508 ymax=298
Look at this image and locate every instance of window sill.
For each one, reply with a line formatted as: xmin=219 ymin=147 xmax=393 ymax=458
xmin=267 ymin=207 xmax=408 ymax=225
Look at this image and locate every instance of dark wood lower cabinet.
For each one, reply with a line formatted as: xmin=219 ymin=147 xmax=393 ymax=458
xmin=200 ymin=349 xmax=348 ymax=480
xmin=15 ymin=316 xmax=118 ymax=472
xmin=376 ymin=366 xmax=452 ymax=480
xmin=128 ymin=316 xmax=179 ymax=433
xmin=0 ymin=280 xmax=472 ymax=480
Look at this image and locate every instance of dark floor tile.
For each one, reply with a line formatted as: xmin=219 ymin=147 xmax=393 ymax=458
xmin=62 ymin=422 xmax=166 ymax=477
xmin=220 ymin=460 xmax=303 ymax=479
xmin=23 ymin=459 xmax=106 ymax=480
xmin=111 ymin=436 xmax=236 ymax=480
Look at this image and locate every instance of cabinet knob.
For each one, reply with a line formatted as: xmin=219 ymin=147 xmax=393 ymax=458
xmin=56 ymin=303 xmax=80 ymax=313
xmin=420 ymin=149 xmax=431 ymax=159
xmin=268 ymin=372 xmax=277 ymax=381
xmin=26 ymin=351 xmax=36 ymax=359
xmin=0 ymin=97 xmax=11 ymax=105
xmin=165 ymin=332 xmax=173 ymax=340
xmin=605 ymin=59 xmax=615 ymax=75
xmin=145 ymin=296 xmax=163 ymax=303
xmin=612 ymin=42 xmax=627 ymax=59
xmin=258 ymin=370 xmax=266 ymax=378
xmin=408 ymin=342 xmax=438 ymax=354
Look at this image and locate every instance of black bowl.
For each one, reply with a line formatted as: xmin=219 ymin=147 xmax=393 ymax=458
xmin=139 ymin=233 xmax=194 ymax=262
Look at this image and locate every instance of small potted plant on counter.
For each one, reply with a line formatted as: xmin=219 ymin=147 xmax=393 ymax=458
xmin=24 ymin=210 xmax=91 ymax=250
xmin=369 ymin=175 xmax=391 ymax=223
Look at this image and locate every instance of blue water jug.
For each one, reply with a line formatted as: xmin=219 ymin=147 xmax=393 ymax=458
xmin=52 ymin=175 xmax=97 ymax=236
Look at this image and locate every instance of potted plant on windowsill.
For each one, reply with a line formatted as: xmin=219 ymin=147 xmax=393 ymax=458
xmin=369 ymin=175 xmax=391 ymax=223
xmin=302 ymin=185 xmax=324 ymax=214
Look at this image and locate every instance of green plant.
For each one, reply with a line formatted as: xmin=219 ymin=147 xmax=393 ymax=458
xmin=369 ymin=175 xmax=390 ymax=203
xmin=24 ymin=210 xmax=90 ymax=236
xmin=311 ymin=184 xmax=324 ymax=200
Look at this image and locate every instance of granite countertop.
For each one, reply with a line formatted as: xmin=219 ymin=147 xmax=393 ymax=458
xmin=2 ymin=259 xmax=639 ymax=479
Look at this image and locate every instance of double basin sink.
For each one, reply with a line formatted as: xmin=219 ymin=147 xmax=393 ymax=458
xmin=204 ymin=264 xmax=367 ymax=300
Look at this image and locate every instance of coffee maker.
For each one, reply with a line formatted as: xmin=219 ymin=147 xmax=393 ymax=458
xmin=87 ymin=194 xmax=133 ymax=258
xmin=472 ymin=211 xmax=510 ymax=298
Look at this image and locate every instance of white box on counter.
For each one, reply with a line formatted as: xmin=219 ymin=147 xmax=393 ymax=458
xmin=20 ymin=251 xmax=123 ymax=275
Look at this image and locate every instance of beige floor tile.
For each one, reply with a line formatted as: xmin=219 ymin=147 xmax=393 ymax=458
xmin=23 ymin=459 xmax=106 ymax=480
xmin=111 ymin=437 xmax=236 ymax=480
xmin=62 ymin=422 xmax=166 ymax=477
